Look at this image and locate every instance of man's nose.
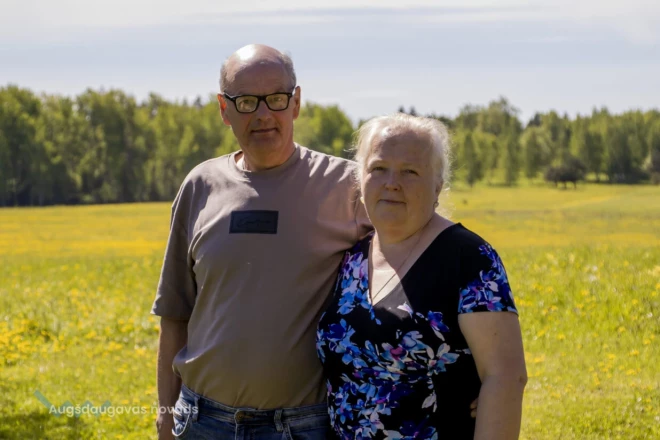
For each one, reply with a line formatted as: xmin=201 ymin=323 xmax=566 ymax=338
xmin=254 ymin=99 xmax=273 ymax=119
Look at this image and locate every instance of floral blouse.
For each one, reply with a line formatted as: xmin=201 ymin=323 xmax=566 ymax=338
xmin=316 ymin=224 xmax=518 ymax=440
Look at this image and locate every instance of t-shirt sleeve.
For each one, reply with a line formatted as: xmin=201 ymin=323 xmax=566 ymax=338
xmin=150 ymin=184 xmax=197 ymax=320
xmin=457 ymin=242 xmax=518 ymax=315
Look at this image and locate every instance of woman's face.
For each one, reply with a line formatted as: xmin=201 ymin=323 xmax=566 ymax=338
xmin=361 ymin=128 xmax=441 ymax=240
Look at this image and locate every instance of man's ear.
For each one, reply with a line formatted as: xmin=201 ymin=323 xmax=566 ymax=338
xmin=217 ymin=94 xmax=231 ymax=126
xmin=292 ymin=86 xmax=301 ymax=120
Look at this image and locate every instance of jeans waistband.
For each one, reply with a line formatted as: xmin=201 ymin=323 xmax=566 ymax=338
xmin=180 ymin=384 xmax=329 ymax=425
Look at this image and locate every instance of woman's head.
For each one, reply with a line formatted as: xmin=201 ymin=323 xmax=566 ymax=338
xmin=353 ymin=113 xmax=451 ymax=240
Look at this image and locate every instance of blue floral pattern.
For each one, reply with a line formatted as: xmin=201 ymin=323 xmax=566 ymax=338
xmin=317 ymin=227 xmax=517 ymax=440
xmin=458 ymin=244 xmax=518 ymax=314
xmin=334 ymin=251 xmax=382 ymax=324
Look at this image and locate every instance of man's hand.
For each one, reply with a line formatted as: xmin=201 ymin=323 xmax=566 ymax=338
xmin=157 ymin=317 xmax=188 ymax=440
xmin=156 ymin=413 xmax=175 ymax=440
xmin=470 ymin=398 xmax=478 ymax=418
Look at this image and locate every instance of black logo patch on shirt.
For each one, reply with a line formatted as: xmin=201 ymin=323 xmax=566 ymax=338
xmin=229 ymin=210 xmax=279 ymax=234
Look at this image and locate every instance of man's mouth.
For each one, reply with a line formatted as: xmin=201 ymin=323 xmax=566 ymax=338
xmin=252 ymin=128 xmax=277 ymax=134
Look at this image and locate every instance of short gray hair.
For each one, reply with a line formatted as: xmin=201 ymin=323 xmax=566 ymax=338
xmin=353 ymin=113 xmax=452 ymax=188
xmin=219 ymin=50 xmax=297 ymax=92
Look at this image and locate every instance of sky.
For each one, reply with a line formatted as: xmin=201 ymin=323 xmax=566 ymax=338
xmin=1 ymin=0 xmax=659 ymax=123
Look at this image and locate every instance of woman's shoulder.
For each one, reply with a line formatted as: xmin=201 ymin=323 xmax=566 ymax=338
xmin=429 ymin=222 xmax=493 ymax=256
xmin=427 ymin=223 xmax=507 ymax=278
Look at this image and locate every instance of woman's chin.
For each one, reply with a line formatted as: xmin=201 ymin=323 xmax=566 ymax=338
xmin=370 ymin=214 xmax=408 ymax=231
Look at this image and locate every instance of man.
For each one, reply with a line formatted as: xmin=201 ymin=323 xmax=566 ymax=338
xmin=152 ymin=44 xmax=370 ymax=439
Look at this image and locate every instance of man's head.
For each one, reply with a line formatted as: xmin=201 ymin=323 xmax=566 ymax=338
xmin=218 ymin=44 xmax=301 ymax=170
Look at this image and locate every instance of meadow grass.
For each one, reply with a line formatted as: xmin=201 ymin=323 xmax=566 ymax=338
xmin=0 ymin=183 xmax=659 ymax=439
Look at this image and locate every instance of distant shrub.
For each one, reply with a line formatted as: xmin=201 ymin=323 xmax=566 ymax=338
xmin=544 ymin=157 xmax=587 ymax=189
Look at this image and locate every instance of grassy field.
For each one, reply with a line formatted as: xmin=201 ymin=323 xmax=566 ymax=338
xmin=1 ymin=184 xmax=659 ymax=439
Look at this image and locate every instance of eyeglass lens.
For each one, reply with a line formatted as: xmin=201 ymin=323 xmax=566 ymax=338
xmin=235 ymin=94 xmax=290 ymax=113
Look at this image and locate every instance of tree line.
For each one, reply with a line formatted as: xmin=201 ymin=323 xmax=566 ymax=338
xmin=424 ymin=99 xmax=660 ymax=189
xmin=1 ymin=85 xmax=659 ymax=206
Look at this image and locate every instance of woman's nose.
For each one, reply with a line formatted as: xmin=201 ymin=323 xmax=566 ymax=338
xmin=384 ymin=171 xmax=400 ymax=190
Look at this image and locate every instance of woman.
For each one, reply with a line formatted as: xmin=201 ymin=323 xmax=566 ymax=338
xmin=316 ymin=114 xmax=527 ymax=440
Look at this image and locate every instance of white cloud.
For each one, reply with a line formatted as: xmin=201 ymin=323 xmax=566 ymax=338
xmin=411 ymin=0 xmax=660 ymax=43
xmin=1 ymin=0 xmax=659 ymax=43
xmin=538 ymin=0 xmax=660 ymax=44
xmin=1 ymin=0 xmax=523 ymax=31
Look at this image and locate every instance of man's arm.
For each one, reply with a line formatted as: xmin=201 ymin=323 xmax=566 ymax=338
xmin=156 ymin=317 xmax=188 ymax=440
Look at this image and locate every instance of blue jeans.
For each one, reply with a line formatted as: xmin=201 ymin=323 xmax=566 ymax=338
xmin=172 ymin=384 xmax=333 ymax=440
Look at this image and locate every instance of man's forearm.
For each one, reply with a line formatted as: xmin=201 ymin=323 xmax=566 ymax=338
xmin=473 ymin=375 xmax=526 ymax=440
xmin=157 ymin=317 xmax=188 ymax=430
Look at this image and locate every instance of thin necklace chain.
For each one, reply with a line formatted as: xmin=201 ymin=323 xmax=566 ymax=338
xmin=368 ymin=231 xmax=424 ymax=304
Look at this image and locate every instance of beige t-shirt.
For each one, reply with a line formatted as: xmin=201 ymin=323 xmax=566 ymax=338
xmin=151 ymin=145 xmax=371 ymax=409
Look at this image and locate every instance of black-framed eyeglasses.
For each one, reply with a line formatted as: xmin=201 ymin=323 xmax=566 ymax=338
xmin=223 ymin=89 xmax=296 ymax=114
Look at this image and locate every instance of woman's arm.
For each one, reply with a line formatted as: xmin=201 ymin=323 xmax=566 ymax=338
xmin=458 ymin=312 xmax=527 ymax=440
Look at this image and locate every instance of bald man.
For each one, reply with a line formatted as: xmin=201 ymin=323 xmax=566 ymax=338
xmin=151 ymin=45 xmax=370 ymax=439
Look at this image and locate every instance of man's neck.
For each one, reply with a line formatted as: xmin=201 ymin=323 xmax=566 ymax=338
xmin=238 ymin=143 xmax=296 ymax=171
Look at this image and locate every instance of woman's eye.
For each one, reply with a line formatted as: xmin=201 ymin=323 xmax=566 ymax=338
xmin=371 ymin=166 xmax=385 ymax=172
xmin=403 ymin=169 xmax=418 ymax=175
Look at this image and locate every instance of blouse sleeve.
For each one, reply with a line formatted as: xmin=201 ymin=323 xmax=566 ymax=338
xmin=457 ymin=242 xmax=518 ymax=315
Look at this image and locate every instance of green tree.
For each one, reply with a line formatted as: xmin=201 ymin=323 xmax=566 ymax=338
xmin=604 ymin=123 xmax=634 ymax=183
xmin=539 ymin=111 xmax=571 ymax=165
xmin=481 ymin=133 xmax=500 ymax=185
xmin=644 ymin=121 xmax=660 ymax=183
xmin=570 ymin=119 xmax=604 ymax=182
xmin=459 ymin=132 xmax=483 ymax=187
xmin=295 ymin=104 xmax=354 ymax=158
xmin=521 ymin=126 xmax=552 ymax=179
xmin=0 ymin=130 xmax=9 ymax=206
xmin=501 ymin=131 xmax=521 ymax=186
xmin=0 ymin=86 xmax=43 ymax=205
xmin=478 ymin=97 xmax=522 ymax=138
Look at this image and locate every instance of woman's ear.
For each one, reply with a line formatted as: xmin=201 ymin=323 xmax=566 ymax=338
xmin=435 ymin=182 xmax=443 ymax=199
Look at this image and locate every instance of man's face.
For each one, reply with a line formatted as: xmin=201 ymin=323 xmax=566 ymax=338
xmin=219 ymin=62 xmax=301 ymax=164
